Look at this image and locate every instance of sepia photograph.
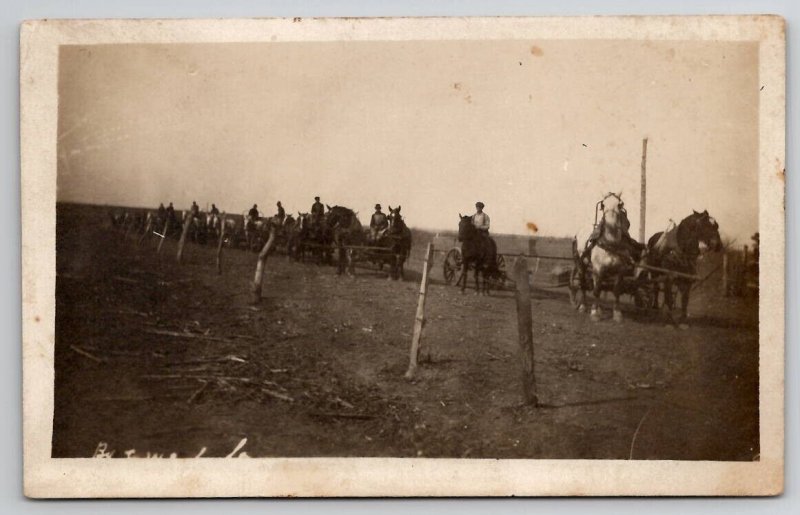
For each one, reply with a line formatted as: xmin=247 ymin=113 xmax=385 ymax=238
xmin=22 ymin=16 xmax=785 ymax=497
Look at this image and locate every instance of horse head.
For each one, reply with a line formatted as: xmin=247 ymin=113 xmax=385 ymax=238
xmin=388 ymin=206 xmax=405 ymax=233
xmin=458 ymin=214 xmax=476 ymax=242
xmin=599 ymin=193 xmax=627 ymax=242
xmin=692 ymin=210 xmax=722 ymax=252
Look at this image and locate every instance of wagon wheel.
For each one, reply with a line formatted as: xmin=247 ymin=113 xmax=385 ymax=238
xmin=443 ymin=248 xmax=463 ymax=285
xmin=487 ymin=253 xmax=508 ymax=289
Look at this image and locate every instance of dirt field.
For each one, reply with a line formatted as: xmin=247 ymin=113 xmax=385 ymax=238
xmin=52 ymin=203 xmax=759 ymax=460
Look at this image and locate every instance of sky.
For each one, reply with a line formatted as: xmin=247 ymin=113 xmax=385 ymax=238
xmin=57 ymin=39 xmax=759 ymax=242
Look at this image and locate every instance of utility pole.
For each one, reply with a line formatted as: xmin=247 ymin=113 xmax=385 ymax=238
xmin=639 ymin=137 xmax=648 ymax=244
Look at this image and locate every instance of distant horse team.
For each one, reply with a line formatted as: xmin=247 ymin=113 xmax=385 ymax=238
xmin=124 ymin=197 xmax=413 ymax=281
xmin=112 ymin=190 xmax=723 ymax=326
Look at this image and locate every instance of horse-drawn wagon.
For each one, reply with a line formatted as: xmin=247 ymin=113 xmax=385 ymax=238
xmin=442 ymin=246 xmax=508 ymax=289
xmin=569 ymin=193 xmax=721 ymax=324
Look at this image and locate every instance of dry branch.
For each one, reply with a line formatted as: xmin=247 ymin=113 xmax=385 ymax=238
xmin=69 ymin=345 xmax=106 ymax=363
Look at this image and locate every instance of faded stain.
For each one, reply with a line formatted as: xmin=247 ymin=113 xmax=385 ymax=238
xmin=464 ymin=95 xmax=472 ymax=104
xmin=34 ymin=315 xmax=40 ymax=322
xmin=530 ymin=45 xmax=544 ymax=57
xmin=526 ymin=222 xmax=539 ymax=233
xmin=453 ymin=82 xmax=461 ymax=90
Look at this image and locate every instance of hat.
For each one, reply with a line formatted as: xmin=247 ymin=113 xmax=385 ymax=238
xmin=375 ymin=204 xmax=382 ymax=210
xmin=476 ymin=201 xmax=485 ymax=208
xmin=314 ymin=196 xmax=320 ymax=201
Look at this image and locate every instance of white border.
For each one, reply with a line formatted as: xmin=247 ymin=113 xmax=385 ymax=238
xmin=21 ymin=16 xmax=785 ymax=497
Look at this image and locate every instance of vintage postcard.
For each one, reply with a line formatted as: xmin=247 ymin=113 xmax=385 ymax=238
xmin=21 ymin=16 xmax=785 ymax=497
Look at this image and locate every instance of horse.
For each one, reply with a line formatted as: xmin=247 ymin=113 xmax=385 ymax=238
xmin=370 ymin=205 xmax=412 ymax=280
xmin=456 ymin=214 xmax=499 ymax=295
xmin=205 ymin=212 xmax=222 ymax=240
xmin=326 ymin=205 xmax=365 ymax=276
xmin=575 ymin=193 xmax=643 ymax=322
xmin=292 ymin=212 xmax=332 ymax=264
xmin=222 ymin=216 xmax=242 ymax=248
xmin=645 ymin=210 xmax=722 ymax=327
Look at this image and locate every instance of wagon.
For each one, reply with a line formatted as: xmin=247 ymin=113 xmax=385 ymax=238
xmin=442 ymin=247 xmax=508 ymax=289
xmin=567 ymin=261 xmax=656 ymax=309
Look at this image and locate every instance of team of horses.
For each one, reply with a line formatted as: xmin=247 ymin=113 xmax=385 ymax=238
xmin=571 ymin=192 xmax=722 ymax=327
xmin=112 ymin=191 xmax=723 ymax=327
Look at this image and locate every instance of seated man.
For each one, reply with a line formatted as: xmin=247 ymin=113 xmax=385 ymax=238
xmin=369 ymin=204 xmax=389 ymax=241
xmin=247 ymin=204 xmax=259 ymax=230
xmin=472 ymin=202 xmax=490 ymax=240
xmin=210 ymin=203 xmax=220 ymax=216
xmin=310 ymin=196 xmax=324 ymax=227
xmin=275 ymin=201 xmax=286 ymax=223
xmin=165 ymin=202 xmax=177 ymax=225
xmin=190 ymin=201 xmax=200 ymax=223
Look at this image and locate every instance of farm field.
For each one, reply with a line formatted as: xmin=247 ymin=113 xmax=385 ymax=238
xmin=53 ymin=203 xmax=759 ymax=460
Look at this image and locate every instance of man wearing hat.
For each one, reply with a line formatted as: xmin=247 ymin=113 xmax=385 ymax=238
xmin=369 ymin=203 xmax=389 ymax=242
xmin=311 ymin=196 xmax=324 ymax=226
xmin=472 ymin=202 xmax=490 ymax=236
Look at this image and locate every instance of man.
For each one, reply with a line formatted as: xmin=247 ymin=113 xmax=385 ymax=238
xmin=276 ymin=201 xmax=286 ymax=223
xmin=310 ymin=196 xmax=324 ymax=226
xmin=472 ymin=202 xmax=490 ymax=236
xmin=210 ymin=203 xmax=220 ymax=216
xmin=246 ymin=204 xmax=259 ymax=232
xmin=369 ymin=204 xmax=389 ymax=241
xmin=157 ymin=202 xmax=166 ymax=221
xmin=190 ymin=201 xmax=200 ymax=221
xmin=165 ymin=202 xmax=177 ymax=225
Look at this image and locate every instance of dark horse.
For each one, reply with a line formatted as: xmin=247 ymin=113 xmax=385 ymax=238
xmin=645 ymin=209 xmax=722 ymax=327
xmin=327 ymin=205 xmax=365 ymax=276
xmin=372 ymin=205 xmax=412 ymax=280
xmin=457 ymin=214 xmax=499 ymax=295
xmin=292 ymin=212 xmax=333 ymax=264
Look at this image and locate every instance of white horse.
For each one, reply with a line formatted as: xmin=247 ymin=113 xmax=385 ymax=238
xmin=580 ymin=193 xmax=638 ymax=322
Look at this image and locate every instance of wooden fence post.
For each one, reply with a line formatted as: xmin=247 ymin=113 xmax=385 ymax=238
xmin=722 ymin=252 xmax=729 ymax=296
xmin=176 ymin=212 xmax=192 ymax=264
xmin=157 ymin=218 xmax=171 ymax=255
xmin=251 ymin=225 xmax=277 ymax=304
xmin=513 ymin=257 xmax=538 ymax=406
xmin=216 ymin=213 xmax=226 ymax=275
xmin=138 ymin=215 xmax=152 ymax=246
xmin=405 ymin=243 xmax=434 ymax=380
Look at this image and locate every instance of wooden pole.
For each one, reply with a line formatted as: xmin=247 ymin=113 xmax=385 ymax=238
xmin=156 ymin=218 xmax=171 ymax=254
xmin=405 ymin=243 xmax=434 ymax=380
xmin=722 ymin=252 xmax=729 ymax=296
xmin=639 ymin=137 xmax=648 ymax=244
xmin=176 ymin=212 xmax=192 ymax=264
xmin=513 ymin=257 xmax=538 ymax=405
xmin=251 ymin=225 xmax=278 ymax=304
xmin=216 ymin=213 xmax=226 ymax=275
xmin=138 ymin=215 xmax=152 ymax=246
